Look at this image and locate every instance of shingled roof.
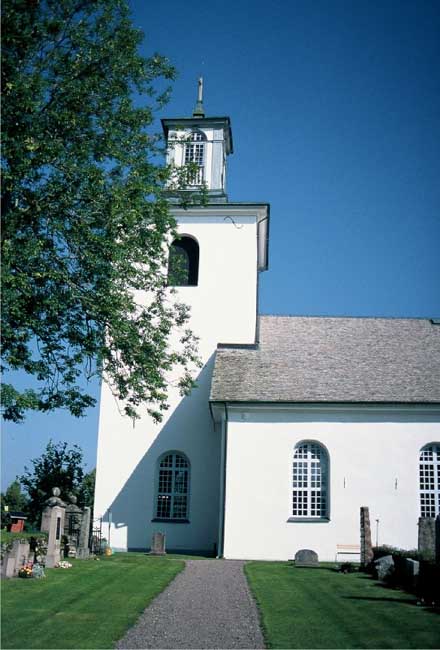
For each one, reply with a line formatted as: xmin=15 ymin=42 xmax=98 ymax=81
xmin=210 ymin=316 xmax=440 ymax=404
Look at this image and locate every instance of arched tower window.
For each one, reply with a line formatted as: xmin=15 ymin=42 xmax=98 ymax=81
xmin=155 ymin=452 xmax=190 ymax=521
xmin=419 ymin=443 xmax=440 ymax=518
xmin=184 ymin=130 xmax=206 ymax=185
xmin=168 ymin=236 xmax=199 ymax=286
xmin=292 ymin=441 xmax=329 ymax=519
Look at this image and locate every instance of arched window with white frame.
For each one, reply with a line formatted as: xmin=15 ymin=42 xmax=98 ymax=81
xmin=155 ymin=452 xmax=190 ymax=521
xmin=419 ymin=443 xmax=440 ymax=518
xmin=184 ymin=130 xmax=206 ymax=185
xmin=292 ymin=441 xmax=329 ymax=519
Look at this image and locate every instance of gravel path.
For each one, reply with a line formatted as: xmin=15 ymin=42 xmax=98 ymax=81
xmin=116 ymin=559 xmax=265 ymax=649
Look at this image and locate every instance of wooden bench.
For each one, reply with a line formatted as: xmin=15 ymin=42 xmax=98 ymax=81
xmin=335 ymin=544 xmax=361 ymax=563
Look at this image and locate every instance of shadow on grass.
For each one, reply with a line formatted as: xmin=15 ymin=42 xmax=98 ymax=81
xmin=343 ymin=595 xmax=417 ymax=605
xmin=163 ymin=551 xmax=217 ymax=560
xmin=288 ymin=564 xmax=337 ymax=573
xmin=344 ymin=594 xmax=440 ymax=616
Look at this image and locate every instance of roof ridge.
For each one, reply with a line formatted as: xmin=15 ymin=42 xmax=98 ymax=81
xmin=258 ymin=314 xmax=437 ymax=321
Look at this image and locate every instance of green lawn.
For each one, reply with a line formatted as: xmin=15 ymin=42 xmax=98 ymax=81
xmin=1 ymin=553 xmax=184 ymax=649
xmin=245 ymin=562 xmax=440 ymax=649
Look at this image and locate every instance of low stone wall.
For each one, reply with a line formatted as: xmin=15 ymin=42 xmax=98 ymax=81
xmin=1 ymin=540 xmax=31 ymax=578
xmin=1 ymin=535 xmax=48 ymax=578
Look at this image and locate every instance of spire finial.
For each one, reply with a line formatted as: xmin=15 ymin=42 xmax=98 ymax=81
xmin=193 ymin=77 xmax=205 ymax=117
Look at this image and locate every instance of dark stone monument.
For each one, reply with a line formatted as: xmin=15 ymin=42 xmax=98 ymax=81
xmin=149 ymin=532 xmax=166 ymax=556
xmin=418 ymin=517 xmax=435 ymax=555
xmin=64 ymin=495 xmax=83 ymax=557
xmin=404 ymin=558 xmax=420 ymax=589
xmin=360 ymin=506 xmax=373 ymax=567
xmin=294 ymin=549 xmax=319 ymax=567
xmin=77 ymin=506 xmax=91 ymax=559
xmin=436 ymin=514 xmax=440 ymax=564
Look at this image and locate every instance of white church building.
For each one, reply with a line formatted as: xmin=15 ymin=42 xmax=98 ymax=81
xmin=94 ymin=86 xmax=440 ymax=561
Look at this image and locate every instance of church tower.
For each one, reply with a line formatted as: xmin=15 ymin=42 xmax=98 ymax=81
xmin=94 ymin=82 xmax=270 ymax=554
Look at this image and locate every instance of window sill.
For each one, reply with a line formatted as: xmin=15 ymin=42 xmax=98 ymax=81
xmin=287 ymin=517 xmax=330 ymax=523
xmin=151 ymin=518 xmax=190 ymax=524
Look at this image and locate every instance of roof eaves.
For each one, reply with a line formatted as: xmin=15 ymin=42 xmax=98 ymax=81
xmin=217 ymin=343 xmax=258 ymax=350
xmin=208 ymin=399 xmax=440 ymax=406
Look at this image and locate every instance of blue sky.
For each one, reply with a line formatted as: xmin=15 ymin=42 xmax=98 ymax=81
xmin=2 ymin=0 xmax=439 ymax=490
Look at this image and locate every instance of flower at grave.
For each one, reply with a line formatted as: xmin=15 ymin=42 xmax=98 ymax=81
xmin=55 ymin=560 xmax=72 ymax=569
xmin=18 ymin=564 xmax=34 ymax=579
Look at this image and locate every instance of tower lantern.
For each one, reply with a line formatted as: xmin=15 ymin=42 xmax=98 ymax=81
xmin=161 ymin=79 xmax=233 ymax=201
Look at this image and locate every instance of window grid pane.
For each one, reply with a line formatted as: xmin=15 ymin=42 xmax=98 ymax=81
xmin=156 ymin=495 xmax=171 ymax=518
xmin=420 ymin=444 xmax=440 ymax=518
xmin=292 ymin=492 xmax=308 ymax=516
xmin=292 ymin=442 xmax=328 ymax=518
xmin=185 ymin=143 xmax=204 ymax=165
xmin=158 ymin=469 xmax=172 ymax=494
xmin=172 ymin=496 xmax=187 ymax=519
xmin=184 ymin=132 xmax=205 ymax=185
xmin=156 ymin=453 xmax=189 ymax=520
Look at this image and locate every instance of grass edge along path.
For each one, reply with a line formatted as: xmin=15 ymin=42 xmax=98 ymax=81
xmin=245 ymin=561 xmax=440 ymax=649
xmin=1 ymin=553 xmax=184 ymax=649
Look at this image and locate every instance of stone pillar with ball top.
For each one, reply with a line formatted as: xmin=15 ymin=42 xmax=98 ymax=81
xmin=41 ymin=487 xmax=66 ymax=568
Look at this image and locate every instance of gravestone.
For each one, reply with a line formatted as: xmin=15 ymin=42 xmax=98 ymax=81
xmin=360 ymin=506 xmax=373 ymax=567
xmin=404 ymin=558 xmax=420 ymax=589
xmin=436 ymin=514 xmax=440 ymax=564
xmin=418 ymin=517 xmax=435 ymax=555
xmin=77 ymin=506 xmax=91 ymax=559
xmin=374 ymin=555 xmax=394 ymax=581
xmin=1 ymin=551 xmax=17 ymax=579
xmin=41 ymin=488 xmax=66 ymax=568
xmin=294 ymin=549 xmax=319 ymax=567
xmin=149 ymin=532 xmax=166 ymax=555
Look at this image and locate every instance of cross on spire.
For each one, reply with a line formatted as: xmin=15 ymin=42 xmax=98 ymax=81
xmin=193 ymin=77 xmax=205 ymax=117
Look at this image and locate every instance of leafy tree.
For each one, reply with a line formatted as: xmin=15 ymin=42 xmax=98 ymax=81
xmin=18 ymin=440 xmax=85 ymax=526
xmin=1 ymin=480 xmax=29 ymax=527
xmin=79 ymin=468 xmax=95 ymax=509
xmin=1 ymin=480 xmax=29 ymax=513
xmin=4 ymin=480 xmax=29 ymax=511
xmin=1 ymin=0 xmax=201 ymax=424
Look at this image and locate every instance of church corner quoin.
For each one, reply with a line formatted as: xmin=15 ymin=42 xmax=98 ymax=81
xmin=94 ymin=84 xmax=440 ymax=560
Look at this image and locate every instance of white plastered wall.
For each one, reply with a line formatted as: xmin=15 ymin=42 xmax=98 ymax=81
xmin=94 ymin=207 xmax=263 ymax=552
xmin=222 ymin=405 xmax=440 ymax=561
